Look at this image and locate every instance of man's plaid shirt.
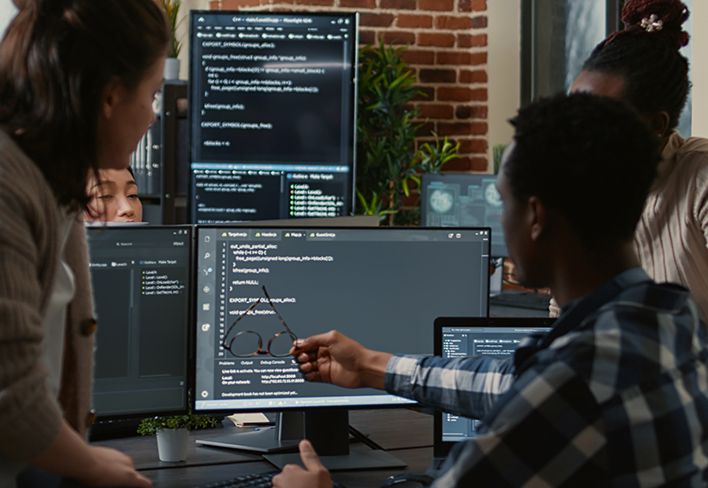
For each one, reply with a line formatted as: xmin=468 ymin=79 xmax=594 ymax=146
xmin=385 ymin=268 xmax=708 ymax=486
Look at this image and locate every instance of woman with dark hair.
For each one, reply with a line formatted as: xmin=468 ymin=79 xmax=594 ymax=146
xmin=85 ymin=168 xmax=144 ymax=223
xmin=569 ymin=0 xmax=708 ymax=321
xmin=0 ymin=0 xmax=167 ymax=485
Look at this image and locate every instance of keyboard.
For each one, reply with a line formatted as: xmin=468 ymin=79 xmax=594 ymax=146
xmin=489 ymin=291 xmax=551 ymax=311
xmin=194 ymin=472 xmax=277 ymax=488
xmin=194 ymin=472 xmax=346 ymax=488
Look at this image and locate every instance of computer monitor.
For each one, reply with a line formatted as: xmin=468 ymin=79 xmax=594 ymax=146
xmin=433 ymin=317 xmax=554 ymax=458
xmin=421 ymin=173 xmax=507 ymax=258
xmin=193 ymin=226 xmax=491 ymax=468
xmin=87 ymin=225 xmax=192 ymax=419
xmin=189 ymin=11 xmax=358 ymax=224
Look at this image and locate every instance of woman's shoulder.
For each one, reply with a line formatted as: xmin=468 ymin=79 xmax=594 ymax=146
xmin=676 ymin=135 xmax=708 ymax=167
xmin=0 ymin=130 xmax=52 ymax=197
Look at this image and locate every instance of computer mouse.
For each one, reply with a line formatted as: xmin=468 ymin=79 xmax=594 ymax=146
xmin=380 ymin=473 xmax=434 ymax=487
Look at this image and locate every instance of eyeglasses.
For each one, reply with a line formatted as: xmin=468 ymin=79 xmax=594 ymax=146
xmin=221 ymin=286 xmax=298 ymax=358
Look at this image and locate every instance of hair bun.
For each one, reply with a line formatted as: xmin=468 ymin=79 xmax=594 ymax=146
xmin=621 ymin=0 xmax=690 ymax=48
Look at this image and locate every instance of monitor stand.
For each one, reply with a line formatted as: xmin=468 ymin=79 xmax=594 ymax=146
xmin=196 ymin=409 xmax=407 ymax=471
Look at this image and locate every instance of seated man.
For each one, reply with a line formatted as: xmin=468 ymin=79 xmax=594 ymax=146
xmin=276 ymin=93 xmax=708 ymax=487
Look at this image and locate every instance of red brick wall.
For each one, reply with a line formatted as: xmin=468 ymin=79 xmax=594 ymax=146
xmin=210 ymin=0 xmax=489 ymax=172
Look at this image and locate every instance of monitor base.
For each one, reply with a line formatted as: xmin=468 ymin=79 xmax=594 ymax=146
xmin=264 ymin=443 xmax=407 ymax=471
xmin=196 ymin=426 xmax=298 ymax=454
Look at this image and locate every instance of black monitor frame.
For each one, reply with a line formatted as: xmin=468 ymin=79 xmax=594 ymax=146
xmin=188 ymin=11 xmax=359 ymax=224
xmin=87 ymin=224 xmax=194 ymax=421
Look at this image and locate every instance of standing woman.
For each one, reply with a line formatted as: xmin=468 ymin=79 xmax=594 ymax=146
xmin=566 ymin=0 xmax=708 ymax=322
xmin=0 ymin=0 xmax=166 ymax=486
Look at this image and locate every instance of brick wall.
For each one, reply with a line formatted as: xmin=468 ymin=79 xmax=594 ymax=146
xmin=210 ymin=0 xmax=489 ymax=173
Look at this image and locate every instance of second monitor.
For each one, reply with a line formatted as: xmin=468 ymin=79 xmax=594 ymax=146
xmin=421 ymin=172 xmax=507 ymax=258
xmin=88 ymin=225 xmax=191 ymax=420
xmin=189 ymin=11 xmax=358 ymax=224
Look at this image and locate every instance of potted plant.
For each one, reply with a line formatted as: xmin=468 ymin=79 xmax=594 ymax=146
xmin=161 ymin=0 xmax=182 ymax=80
xmin=356 ymin=43 xmax=460 ymax=226
xmin=137 ymin=412 xmax=218 ymax=462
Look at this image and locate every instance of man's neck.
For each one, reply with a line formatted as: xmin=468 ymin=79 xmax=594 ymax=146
xmin=551 ymin=242 xmax=640 ymax=309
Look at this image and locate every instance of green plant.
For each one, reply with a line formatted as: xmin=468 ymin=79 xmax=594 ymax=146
xmin=161 ymin=0 xmax=182 ymax=58
xmin=356 ymin=43 xmax=459 ymax=225
xmin=492 ymin=144 xmax=507 ymax=175
xmin=137 ymin=413 xmax=219 ymax=436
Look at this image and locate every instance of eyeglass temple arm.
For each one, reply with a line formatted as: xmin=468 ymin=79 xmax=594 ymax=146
xmin=261 ymin=286 xmax=297 ymax=338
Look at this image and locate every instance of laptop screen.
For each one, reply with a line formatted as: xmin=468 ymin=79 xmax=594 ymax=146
xmin=433 ymin=318 xmax=554 ymax=455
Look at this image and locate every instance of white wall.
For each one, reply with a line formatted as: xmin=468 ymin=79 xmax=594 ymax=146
xmin=0 ymin=0 xmax=17 ymax=38
xmin=692 ymin=1 xmax=707 ymax=137
xmin=178 ymin=0 xmax=211 ymax=79
xmin=486 ymin=0 xmax=521 ymax=172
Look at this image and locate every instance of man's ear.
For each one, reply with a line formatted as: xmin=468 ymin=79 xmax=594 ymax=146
xmin=101 ymin=77 xmax=124 ymax=120
xmin=645 ymin=111 xmax=671 ymax=138
xmin=527 ymin=196 xmax=546 ymax=242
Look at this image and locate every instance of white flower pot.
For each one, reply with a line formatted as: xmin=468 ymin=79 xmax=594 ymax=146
xmin=164 ymin=57 xmax=180 ymax=80
xmin=156 ymin=428 xmax=189 ymax=462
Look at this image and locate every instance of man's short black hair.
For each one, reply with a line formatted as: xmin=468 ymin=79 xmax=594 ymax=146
xmin=505 ymin=93 xmax=660 ymax=249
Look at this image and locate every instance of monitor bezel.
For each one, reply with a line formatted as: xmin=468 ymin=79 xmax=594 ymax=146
xmin=187 ymin=10 xmax=360 ymax=224
xmin=86 ymin=224 xmax=194 ymax=421
xmin=191 ymin=225 xmax=492 ymax=415
xmin=432 ymin=316 xmax=555 ymax=457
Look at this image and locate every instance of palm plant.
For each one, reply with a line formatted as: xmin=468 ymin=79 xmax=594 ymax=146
xmin=357 ymin=43 xmax=459 ymax=225
xmin=161 ymin=0 xmax=182 ymax=58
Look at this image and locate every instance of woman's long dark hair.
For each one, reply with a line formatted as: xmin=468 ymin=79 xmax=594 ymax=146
xmin=0 ymin=0 xmax=168 ymax=208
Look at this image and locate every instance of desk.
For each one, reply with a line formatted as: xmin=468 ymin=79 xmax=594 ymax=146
xmin=94 ymin=409 xmax=434 ymax=488
xmin=95 ymin=309 xmax=545 ymax=486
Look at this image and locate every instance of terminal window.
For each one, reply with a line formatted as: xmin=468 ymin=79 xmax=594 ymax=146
xmin=195 ymin=227 xmax=491 ymax=411
xmin=190 ymin=12 xmax=357 ymax=223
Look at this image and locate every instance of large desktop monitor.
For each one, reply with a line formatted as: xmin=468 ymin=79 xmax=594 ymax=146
xmin=189 ymin=11 xmax=358 ymax=224
xmin=421 ymin=173 xmax=507 ymax=258
xmin=87 ymin=225 xmax=192 ymax=419
xmin=193 ymin=226 xmax=491 ymax=468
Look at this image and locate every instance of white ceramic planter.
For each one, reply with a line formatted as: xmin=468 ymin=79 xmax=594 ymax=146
xmin=164 ymin=57 xmax=180 ymax=80
xmin=156 ymin=428 xmax=189 ymax=462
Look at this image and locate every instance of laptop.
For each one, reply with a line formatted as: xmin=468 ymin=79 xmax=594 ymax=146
xmin=432 ymin=317 xmax=555 ymax=467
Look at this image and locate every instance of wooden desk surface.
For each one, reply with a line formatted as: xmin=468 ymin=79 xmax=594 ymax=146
xmin=94 ymin=409 xmax=434 ymax=487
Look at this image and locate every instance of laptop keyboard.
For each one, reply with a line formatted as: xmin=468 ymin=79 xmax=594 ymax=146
xmin=194 ymin=472 xmax=277 ymax=488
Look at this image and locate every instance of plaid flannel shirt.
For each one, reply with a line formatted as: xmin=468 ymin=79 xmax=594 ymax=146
xmin=385 ymin=268 xmax=708 ymax=486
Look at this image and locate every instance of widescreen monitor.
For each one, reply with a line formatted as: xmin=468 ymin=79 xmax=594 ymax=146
xmin=194 ymin=226 xmax=490 ymax=413
xmin=189 ymin=11 xmax=358 ymax=224
xmin=421 ymin=173 xmax=507 ymax=257
xmin=87 ymin=225 xmax=192 ymax=418
xmin=192 ymin=226 xmax=490 ymax=465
